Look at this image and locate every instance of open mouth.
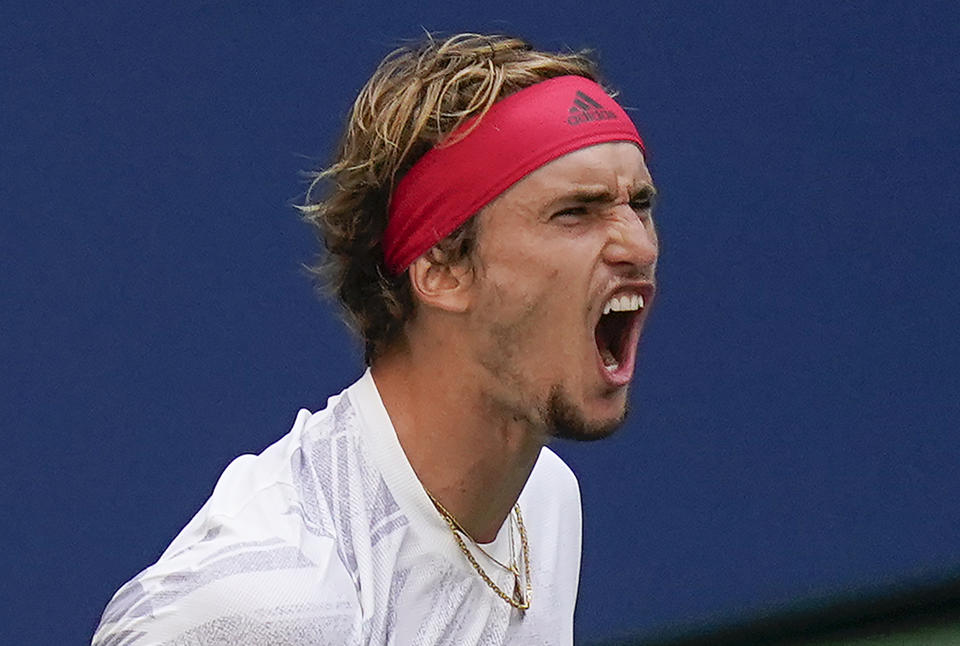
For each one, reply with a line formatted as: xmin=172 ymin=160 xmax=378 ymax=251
xmin=594 ymin=292 xmax=647 ymax=384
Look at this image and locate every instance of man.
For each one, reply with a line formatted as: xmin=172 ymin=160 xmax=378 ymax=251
xmin=94 ymin=32 xmax=657 ymax=645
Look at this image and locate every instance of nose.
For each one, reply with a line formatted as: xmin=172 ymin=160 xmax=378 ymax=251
xmin=602 ymin=208 xmax=658 ymax=272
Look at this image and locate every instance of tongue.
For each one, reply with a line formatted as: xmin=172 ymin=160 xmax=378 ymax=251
xmin=600 ymin=347 xmax=618 ymax=368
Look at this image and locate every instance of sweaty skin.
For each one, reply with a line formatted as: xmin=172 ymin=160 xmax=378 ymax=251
xmin=373 ymin=141 xmax=658 ymax=542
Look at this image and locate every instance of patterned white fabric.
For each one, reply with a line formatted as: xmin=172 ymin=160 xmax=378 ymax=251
xmin=93 ymin=370 xmax=582 ymax=645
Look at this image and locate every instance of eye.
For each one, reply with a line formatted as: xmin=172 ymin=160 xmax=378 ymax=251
xmin=550 ymin=206 xmax=588 ymax=222
xmin=629 ymin=195 xmax=654 ymax=219
xmin=629 ymin=197 xmax=652 ymax=212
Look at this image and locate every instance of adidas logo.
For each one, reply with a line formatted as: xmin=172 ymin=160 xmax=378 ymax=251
xmin=566 ymin=90 xmax=618 ymax=125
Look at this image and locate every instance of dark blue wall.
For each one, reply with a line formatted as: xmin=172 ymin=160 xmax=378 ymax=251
xmin=3 ymin=2 xmax=959 ymax=643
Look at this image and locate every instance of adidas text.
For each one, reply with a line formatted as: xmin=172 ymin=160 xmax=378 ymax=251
xmin=567 ymin=109 xmax=618 ymax=125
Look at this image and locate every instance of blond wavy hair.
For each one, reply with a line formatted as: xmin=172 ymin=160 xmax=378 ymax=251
xmin=301 ymin=33 xmax=602 ymax=362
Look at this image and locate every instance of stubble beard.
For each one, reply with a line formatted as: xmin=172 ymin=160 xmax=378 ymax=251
xmin=542 ymin=384 xmax=628 ymax=441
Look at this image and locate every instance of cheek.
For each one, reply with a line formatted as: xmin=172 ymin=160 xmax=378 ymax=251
xmin=474 ymin=237 xmax=586 ymax=346
xmin=476 ymin=280 xmax=541 ymax=335
xmin=471 ymin=279 xmax=551 ymax=360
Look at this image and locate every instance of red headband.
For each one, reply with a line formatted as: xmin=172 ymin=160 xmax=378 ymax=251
xmin=382 ymin=75 xmax=645 ymax=273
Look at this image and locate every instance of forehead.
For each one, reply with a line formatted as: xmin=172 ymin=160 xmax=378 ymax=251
xmin=507 ymin=141 xmax=652 ymax=201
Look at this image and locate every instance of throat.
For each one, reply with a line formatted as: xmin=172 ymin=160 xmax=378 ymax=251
xmin=372 ymin=357 xmax=542 ymax=541
xmin=407 ymin=399 xmax=543 ymax=541
xmin=595 ymin=311 xmax=633 ymax=368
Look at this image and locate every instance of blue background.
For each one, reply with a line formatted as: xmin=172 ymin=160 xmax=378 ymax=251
xmin=3 ymin=2 xmax=959 ymax=644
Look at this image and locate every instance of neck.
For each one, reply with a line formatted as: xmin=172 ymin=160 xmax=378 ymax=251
xmin=371 ymin=338 xmax=544 ymax=543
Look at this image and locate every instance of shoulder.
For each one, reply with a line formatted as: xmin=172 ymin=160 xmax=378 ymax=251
xmin=163 ymin=383 xmax=367 ymax=550
xmin=516 ymin=446 xmax=582 ymax=618
xmin=93 ymin=389 xmax=368 ymax=645
xmin=528 ymin=446 xmax=581 ymax=505
xmin=520 ymin=446 xmax=582 ymax=535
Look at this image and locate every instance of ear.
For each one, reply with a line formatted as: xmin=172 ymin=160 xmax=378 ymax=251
xmin=407 ymin=253 xmax=474 ymax=313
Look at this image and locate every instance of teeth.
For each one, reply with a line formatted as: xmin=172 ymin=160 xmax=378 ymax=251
xmin=602 ymin=292 xmax=645 ymax=315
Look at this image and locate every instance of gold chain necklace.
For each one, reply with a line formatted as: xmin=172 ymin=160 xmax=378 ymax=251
xmin=425 ymin=490 xmax=532 ymax=610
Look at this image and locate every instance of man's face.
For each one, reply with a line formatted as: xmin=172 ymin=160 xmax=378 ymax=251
xmin=466 ymin=142 xmax=658 ymax=440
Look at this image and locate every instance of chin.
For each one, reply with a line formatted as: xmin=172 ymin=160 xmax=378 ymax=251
xmin=544 ymin=384 xmax=628 ymax=442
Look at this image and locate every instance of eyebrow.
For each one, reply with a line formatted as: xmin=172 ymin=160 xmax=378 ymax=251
xmin=554 ymin=182 xmax=658 ymax=206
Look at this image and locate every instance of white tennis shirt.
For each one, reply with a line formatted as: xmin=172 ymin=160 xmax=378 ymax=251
xmin=93 ymin=370 xmax=582 ymax=645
